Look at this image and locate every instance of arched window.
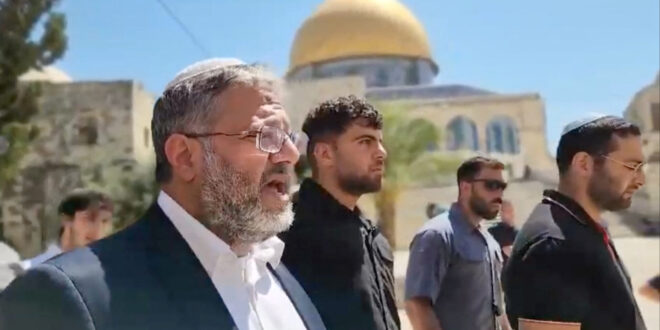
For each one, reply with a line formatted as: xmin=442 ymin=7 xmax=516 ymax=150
xmin=487 ymin=116 xmax=519 ymax=154
xmin=446 ymin=116 xmax=479 ymax=151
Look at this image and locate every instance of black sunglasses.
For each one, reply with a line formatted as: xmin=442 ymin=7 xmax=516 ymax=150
xmin=471 ymin=179 xmax=508 ymax=191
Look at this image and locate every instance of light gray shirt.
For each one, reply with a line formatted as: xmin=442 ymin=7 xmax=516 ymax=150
xmin=405 ymin=204 xmax=503 ymax=330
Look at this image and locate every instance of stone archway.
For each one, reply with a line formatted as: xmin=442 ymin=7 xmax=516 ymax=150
xmin=446 ymin=116 xmax=479 ymax=151
xmin=486 ymin=116 xmax=519 ymax=154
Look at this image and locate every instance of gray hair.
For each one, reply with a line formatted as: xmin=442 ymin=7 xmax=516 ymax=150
xmin=152 ymin=58 xmax=281 ymax=183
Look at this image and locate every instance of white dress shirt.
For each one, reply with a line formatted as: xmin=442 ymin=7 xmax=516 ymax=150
xmin=158 ymin=191 xmax=307 ymax=330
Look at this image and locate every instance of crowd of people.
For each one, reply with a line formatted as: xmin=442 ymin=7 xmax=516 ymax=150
xmin=0 ymin=58 xmax=654 ymax=330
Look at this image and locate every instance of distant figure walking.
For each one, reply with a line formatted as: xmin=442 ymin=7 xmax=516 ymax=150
xmin=488 ymin=200 xmax=518 ymax=264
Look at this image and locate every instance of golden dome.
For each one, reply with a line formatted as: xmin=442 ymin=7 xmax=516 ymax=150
xmin=289 ymin=0 xmax=436 ymax=74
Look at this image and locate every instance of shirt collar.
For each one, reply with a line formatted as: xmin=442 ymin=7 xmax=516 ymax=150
xmin=296 ymin=178 xmax=364 ymax=224
xmin=157 ymin=191 xmax=285 ymax=277
xmin=46 ymin=243 xmax=63 ymax=255
xmin=542 ymin=189 xmax=594 ymax=226
xmin=448 ymin=203 xmax=480 ymax=234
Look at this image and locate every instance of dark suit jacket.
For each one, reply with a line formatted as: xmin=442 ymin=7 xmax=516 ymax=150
xmin=0 ymin=204 xmax=325 ymax=330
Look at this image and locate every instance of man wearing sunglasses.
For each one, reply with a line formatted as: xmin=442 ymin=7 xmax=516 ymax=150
xmin=503 ymin=115 xmax=647 ymax=330
xmin=0 ymin=59 xmax=325 ymax=330
xmin=405 ymin=156 xmax=511 ymax=330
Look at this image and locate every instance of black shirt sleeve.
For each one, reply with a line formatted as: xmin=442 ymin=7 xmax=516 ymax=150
xmin=504 ymin=237 xmax=590 ymax=328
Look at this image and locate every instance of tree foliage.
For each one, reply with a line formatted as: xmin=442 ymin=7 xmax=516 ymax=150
xmin=0 ymin=0 xmax=67 ymax=186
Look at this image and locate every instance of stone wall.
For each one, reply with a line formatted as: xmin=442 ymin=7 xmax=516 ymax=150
xmin=19 ymin=81 xmax=136 ymax=182
xmin=131 ymin=82 xmax=156 ymax=166
xmin=625 ymin=74 xmax=660 ymax=221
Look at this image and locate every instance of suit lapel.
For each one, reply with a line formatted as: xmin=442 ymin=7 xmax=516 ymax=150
xmin=143 ymin=204 xmax=236 ymax=330
xmin=269 ymin=263 xmax=326 ymax=330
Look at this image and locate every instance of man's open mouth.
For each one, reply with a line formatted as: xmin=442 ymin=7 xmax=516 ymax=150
xmin=264 ymin=177 xmax=288 ymax=194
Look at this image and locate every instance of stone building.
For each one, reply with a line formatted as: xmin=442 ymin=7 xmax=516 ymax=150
xmin=625 ymin=73 xmax=660 ymax=222
xmin=284 ymin=0 xmax=555 ymax=247
xmin=1 ymin=68 xmax=154 ymax=257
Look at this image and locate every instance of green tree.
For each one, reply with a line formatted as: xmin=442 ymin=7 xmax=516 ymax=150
xmin=373 ymin=103 xmax=460 ymax=246
xmin=0 ymin=0 xmax=67 ymax=186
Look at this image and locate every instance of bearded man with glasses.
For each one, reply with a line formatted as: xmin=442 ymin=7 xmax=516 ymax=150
xmin=405 ymin=156 xmax=512 ymax=330
xmin=503 ymin=114 xmax=647 ymax=330
xmin=0 ymin=58 xmax=326 ymax=330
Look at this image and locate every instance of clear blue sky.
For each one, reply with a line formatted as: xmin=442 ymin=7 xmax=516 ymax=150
xmin=54 ymin=0 xmax=659 ymax=153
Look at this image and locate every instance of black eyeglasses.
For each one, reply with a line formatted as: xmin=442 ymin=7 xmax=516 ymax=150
xmin=471 ymin=179 xmax=508 ymax=191
xmin=183 ymin=126 xmax=298 ymax=154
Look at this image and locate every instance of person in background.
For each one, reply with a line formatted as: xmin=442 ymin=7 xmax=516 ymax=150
xmin=281 ymin=96 xmax=399 ymax=330
xmin=503 ymin=115 xmax=647 ymax=330
xmin=639 ymin=274 xmax=660 ymax=303
xmin=21 ymin=188 xmax=113 ymax=270
xmin=405 ymin=156 xmax=511 ymax=330
xmin=487 ymin=200 xmax=518 ymax=264
xmin=425 ymin=202 xmax=446 ymax=219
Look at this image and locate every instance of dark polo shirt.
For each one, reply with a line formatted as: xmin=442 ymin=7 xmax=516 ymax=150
xmin=503 ymin=190 xmax=647 ymax=330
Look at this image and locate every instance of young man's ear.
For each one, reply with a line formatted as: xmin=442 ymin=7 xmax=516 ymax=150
xmin=164 ymin=134 xmax=200 ymax=182
xmin=313 ymin=141 xmax=335 ymax=169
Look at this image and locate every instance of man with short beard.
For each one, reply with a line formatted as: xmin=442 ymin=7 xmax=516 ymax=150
xmin=0 ymin=59 xmax=326 ymax=330
xmin=503 ymin=115 xmax=647 ymax=330
xmin=405 ymin=156 xmax=511 ymax=330
xmin=280 ymin=96 xmax=400 ymax=330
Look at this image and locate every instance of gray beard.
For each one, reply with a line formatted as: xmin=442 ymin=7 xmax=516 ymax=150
xmin=199 ymin=148 xmax=293 ymax=246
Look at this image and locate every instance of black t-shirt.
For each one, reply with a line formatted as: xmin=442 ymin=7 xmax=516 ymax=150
xmin=488 ymin=222 xmax=518 ymax=264
xmin=488 ymin=222 xmax=518 ymax=247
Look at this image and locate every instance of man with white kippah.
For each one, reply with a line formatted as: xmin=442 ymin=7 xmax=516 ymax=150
xmin=0 ymin=58 xmax=326 ymax=330
xmin=503 ymin=114 xmax=648 ymax=330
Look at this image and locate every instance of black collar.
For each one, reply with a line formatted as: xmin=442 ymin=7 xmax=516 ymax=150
xmin=295 ymin=178 xmax=365 ymax=226
xmin=542 ymin=190 xmax=597 ymax=227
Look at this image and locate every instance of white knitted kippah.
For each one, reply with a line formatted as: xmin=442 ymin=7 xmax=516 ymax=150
xmin=165 ymin=57 xmax=245 ymax=91
xmin=561 ymin=112 xmax=612 ymax=136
